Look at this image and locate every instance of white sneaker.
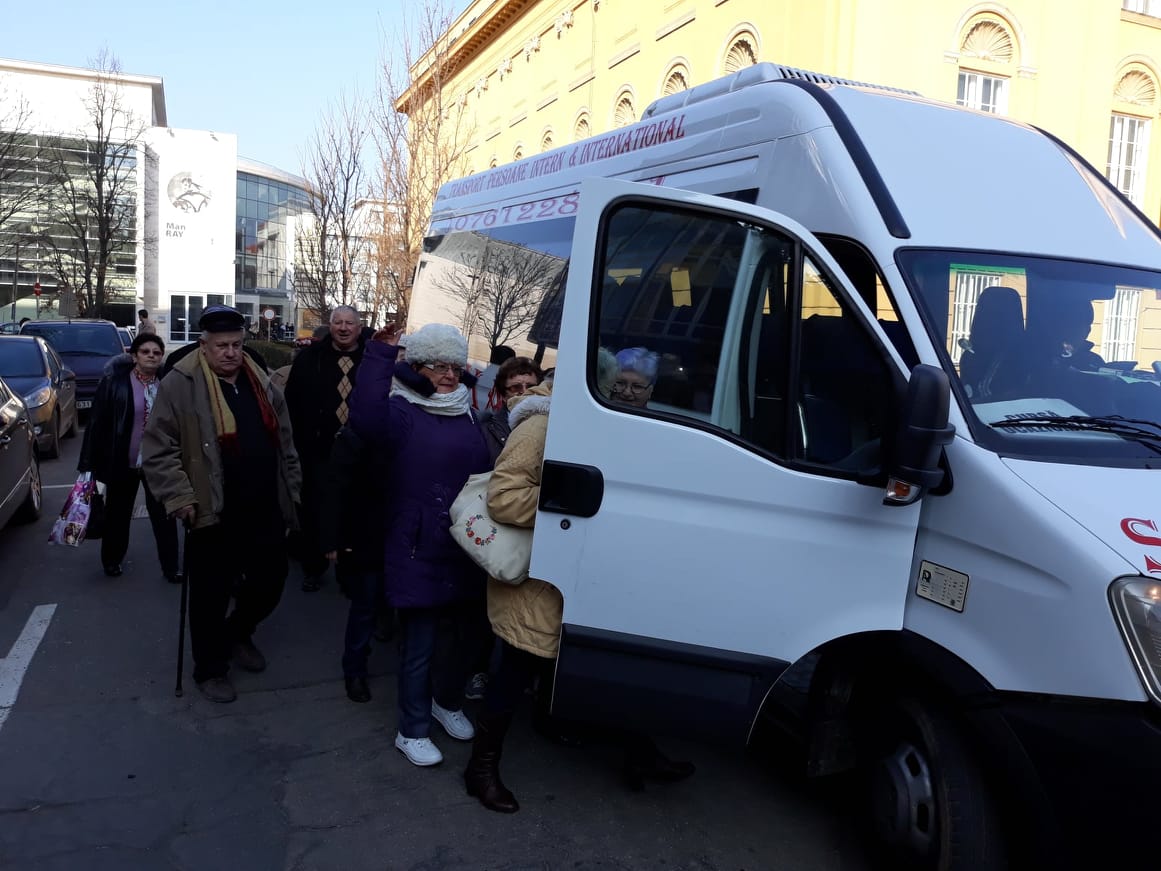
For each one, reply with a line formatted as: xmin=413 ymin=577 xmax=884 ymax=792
xmin=394 ymin=733 xmax=443 ymax=767
xmin=431 ymin=700 xmax=475 ymax=740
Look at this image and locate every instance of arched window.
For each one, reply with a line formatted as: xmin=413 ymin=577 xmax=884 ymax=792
xmin=513 ymin=144 xmax=525 ymax=161
xmin=662 ymin=64 xmax=690 ymax=97
xmin=613 ymin=91 xmax=636 ymax=128
xmin=574 ymin=113 xmax=591 ymax=142
xmin=1108 ymin=66 xmax=1160 ymax=206
xmin=955 ymin=15 xmax=1017 ymax=115
xmin=723 ymin=32 xmax=758 ymax=74
xmin=541 ymin=129 xmax=554 ymax=152
xmin=489 ymin=156 xmax=498 ymax=169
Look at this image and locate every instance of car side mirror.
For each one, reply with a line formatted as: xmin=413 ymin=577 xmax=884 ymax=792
xmin=61 ymin=368 xmax=76 ymax=382
xmin=885 ymin=364 xmax=954 ymax=506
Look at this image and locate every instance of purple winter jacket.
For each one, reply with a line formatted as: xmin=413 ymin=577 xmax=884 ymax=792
xmin=348 ymin=342 xmax=491 ymax=608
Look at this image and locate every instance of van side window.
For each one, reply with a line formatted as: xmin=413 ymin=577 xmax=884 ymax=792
xmin=594 ymin=201 xmax=899 ymax=477
xmin=596 ymin=205 xmax=748 ymax=419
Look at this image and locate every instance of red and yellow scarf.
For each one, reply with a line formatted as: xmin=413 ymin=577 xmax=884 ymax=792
xmin=197 ymin=349 xmax=280 ymax=452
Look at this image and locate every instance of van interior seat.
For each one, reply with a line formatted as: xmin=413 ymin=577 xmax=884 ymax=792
xmin=959 ymin=286 xmax=1025 ymax=400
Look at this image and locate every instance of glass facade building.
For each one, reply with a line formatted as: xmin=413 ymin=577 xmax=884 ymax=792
xmin=234 ymin=161 xmax=309 ymax=334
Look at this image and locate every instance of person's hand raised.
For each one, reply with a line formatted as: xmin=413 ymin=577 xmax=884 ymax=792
xmin=373 ymin=323 xmax=405 ymax=347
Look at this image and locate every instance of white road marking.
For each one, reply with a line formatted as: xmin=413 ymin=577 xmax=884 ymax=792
xmin=0 ymin=604 xmax=57 ymax=733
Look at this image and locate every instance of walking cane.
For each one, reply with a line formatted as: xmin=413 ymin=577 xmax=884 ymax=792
xmin=175 ymin=521 xmax=192 ymax=697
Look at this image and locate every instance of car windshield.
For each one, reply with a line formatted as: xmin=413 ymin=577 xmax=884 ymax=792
xmin=22 ymin=324 xmax=122 ymax=356
xmin=0 ymin=342 xmax=45 ymax=377
xmin=899 ymin=248 xmax=1161 ymax=465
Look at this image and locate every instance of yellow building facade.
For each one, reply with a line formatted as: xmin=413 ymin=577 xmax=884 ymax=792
xmin=410 ymin=0 xmax=1161 ymax=364
xmin=431 ymin=0 xmax=1161 ymax=216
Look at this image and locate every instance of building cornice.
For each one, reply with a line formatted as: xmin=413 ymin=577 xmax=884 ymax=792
xmin=397 ymin=0 xmax=539 ymax=115
xmin=0 ymin=56 xmax=167 ymax=126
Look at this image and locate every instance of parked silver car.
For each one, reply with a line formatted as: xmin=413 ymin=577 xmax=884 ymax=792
xmin=0 ymin=336 xmax=79 ymax=459
xmin=0 ymin=376 xmax=42 ymax=530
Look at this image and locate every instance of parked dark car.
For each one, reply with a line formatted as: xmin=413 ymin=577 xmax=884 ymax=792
xmin=19 ymin=319 xmax=123 ymax=417
xmin=0 ymin=336 xmax=79 ymax=459
xmin=116 ymin=327 xmax=133 ymax=352
xmin=0 ymin=376 xmax=42 ymax=530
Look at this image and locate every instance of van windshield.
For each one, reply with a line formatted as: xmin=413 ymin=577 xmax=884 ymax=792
xmin=21 ymin=323 xmax=122 ymax=357
xmin=899 ymin=248 xmax=1161 ymax=464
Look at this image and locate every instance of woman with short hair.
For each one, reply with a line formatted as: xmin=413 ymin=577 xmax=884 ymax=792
xmin=478 ymin=356 xmax=545 ymax=464
xmin=79 ymin=332 xmax=179 ymax=580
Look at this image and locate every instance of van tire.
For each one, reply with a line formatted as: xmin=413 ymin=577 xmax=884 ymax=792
xmin=860 ymin=696 xmax=1007 ymax=871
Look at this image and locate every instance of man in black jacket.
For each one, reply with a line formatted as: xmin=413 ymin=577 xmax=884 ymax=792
xmin=284 ymin=306 xmax=372 ymax=591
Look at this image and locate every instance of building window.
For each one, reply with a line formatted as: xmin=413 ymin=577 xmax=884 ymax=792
xmin=514 ymin=144 xmax=524 ymax=161
xmin=724 ymin=34 xmax=757 ymax=74
xmin=1107 ymin=113 xmax=1151 ymax=205
xmin=169 ymin=293 xmax=228 ymax=343
xmin=960 ymin=20 xmax=1014 ymax=64
xmin=574 ymin=113 xmax=590 ymax=141
xmin=956 ymin=71 xmax=1008 ymax=114
xmin=613 ymin=92 xmax=636 ymax=128
xmin=1125 ymin=0 xmax=1161 ymax=16
xmin=541 ymin=130 xmax=554 ymax=152
xmin=1102 ymin=286 xmax=1143 ymax=361
xmin=662 ymin=65 xmax=689 ymax=97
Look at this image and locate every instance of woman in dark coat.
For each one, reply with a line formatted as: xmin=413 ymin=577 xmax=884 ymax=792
xmin=79 ymin=333 xmax=178 ymax=580
xmin=348 ymin=321 xmax=491 ymax=768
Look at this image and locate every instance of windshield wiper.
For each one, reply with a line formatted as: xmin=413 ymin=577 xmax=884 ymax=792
xmin=990 ymin=414 xmax=1161 ymax=454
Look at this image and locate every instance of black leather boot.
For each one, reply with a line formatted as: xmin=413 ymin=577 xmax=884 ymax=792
xmin=464 ymin=710 xmax=519 ymax=813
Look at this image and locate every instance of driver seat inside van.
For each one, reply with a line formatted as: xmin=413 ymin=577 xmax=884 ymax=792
xmin=959 ymin=286 xmax=1025 ymax=400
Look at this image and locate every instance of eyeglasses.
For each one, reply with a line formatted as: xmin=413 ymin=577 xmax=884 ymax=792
xmin=505 ymin=382 xmax=532 ymax=395
xmin=612 ymin=379 xmax=651 ymax=395
xmin=424 ymin=363 xmax=464 ymax=376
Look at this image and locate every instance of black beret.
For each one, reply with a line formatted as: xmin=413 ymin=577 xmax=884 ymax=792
xmin=199 ymin=305 xmax=246 ymax=333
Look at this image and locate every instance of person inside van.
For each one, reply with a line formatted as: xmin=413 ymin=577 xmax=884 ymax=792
xmin=612 ymin=347 xmax=660 ymax=408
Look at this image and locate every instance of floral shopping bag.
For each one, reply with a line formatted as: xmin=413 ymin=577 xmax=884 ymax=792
xmin=48 ymin=473 xmax=97 ymax=547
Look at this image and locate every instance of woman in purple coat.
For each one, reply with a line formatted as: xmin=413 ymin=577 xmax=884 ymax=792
xmin=348 ymin=321 xmax=491 ymax=767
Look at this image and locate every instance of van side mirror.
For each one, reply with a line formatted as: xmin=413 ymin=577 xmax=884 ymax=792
xmin=885 ymin=364 xmax=954 ymax=506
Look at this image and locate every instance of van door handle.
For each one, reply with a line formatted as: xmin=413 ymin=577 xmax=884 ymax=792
xmin=539 ymin=460 xmax=604 ymax=517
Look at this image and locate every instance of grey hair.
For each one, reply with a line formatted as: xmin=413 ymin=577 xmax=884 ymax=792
xmin=330 ymin=305 xmax=360 ymax=322
xmin=615 ymin=346 xmax=660 ymax=384
xmin=596 ymin=347 xmax=619 ymax=399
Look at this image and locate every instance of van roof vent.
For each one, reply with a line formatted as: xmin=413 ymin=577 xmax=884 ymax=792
xmin=641 ymin=61 xmax=921 ymax=120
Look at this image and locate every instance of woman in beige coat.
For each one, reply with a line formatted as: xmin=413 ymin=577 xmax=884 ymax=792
xmin=464 ymin=352 xmax=694 ymax=813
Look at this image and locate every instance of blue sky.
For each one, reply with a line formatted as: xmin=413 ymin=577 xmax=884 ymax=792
xmin=4 ymin=0 xmax=465 ymax=176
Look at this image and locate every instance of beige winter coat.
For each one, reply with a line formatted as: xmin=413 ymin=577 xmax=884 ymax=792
xmin=486 ymin=381 xmax=563 ymax=659
xmin=142 ymin=350 xmax=301 ymax=530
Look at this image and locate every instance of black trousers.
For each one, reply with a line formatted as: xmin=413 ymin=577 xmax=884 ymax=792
xmin=187 ymin=517 xmax=288 ymax=683
xmin=296 ymin=468 xmax=329 ymax=578
xmin=100 ymin=468 xmax=178 ymax=576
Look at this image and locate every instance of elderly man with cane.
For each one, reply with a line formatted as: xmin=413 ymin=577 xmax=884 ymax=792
xmin=144 ymin=305 xmax=301 ymax=703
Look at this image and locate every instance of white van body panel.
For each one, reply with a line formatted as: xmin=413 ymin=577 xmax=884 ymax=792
xmin=905 ymin=441 xmax=1146 ymax=702
xmin=535 ymin=178 xmax=920 ymax=663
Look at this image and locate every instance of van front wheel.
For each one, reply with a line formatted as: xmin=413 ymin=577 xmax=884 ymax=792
xmin=862 ymin=696 xmax=1006 ymax=871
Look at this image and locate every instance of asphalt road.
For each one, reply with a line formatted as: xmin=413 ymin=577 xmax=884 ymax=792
xmin=0 ymin=429 xmax=872 ymax=871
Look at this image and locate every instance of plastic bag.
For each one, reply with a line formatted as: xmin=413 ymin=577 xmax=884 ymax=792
xmin=48 ymin=473 xmax=96 ymax=547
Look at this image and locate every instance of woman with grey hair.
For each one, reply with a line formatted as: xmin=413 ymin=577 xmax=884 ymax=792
xmin=612 ymin=346 xmax=660 ymax=408
xmin=348 ymin=321 xmax=491 ymax=768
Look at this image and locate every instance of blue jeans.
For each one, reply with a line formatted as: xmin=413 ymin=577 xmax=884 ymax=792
xmin=340 ymin=561 xmax=383 ymax=678
xmin=396 ymin=603 xmax=478 ymax=738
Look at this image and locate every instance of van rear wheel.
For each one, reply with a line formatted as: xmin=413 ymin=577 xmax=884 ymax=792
xmin=861 ymin=696 xmax=1006 ymax=871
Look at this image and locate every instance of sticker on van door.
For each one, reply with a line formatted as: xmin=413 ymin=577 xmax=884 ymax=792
xmin=915 ymin=561 xmax=969 ymax=612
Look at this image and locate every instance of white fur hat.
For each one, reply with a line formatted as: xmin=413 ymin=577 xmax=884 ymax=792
xmin=402 ymin=323 xmax=469 ymax=367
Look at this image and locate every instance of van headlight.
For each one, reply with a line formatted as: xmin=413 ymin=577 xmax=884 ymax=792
xmin=22 ymin=386 xmax=52 ymax=409
xmin=1109 ymin=577 xmax=1161 ymax=705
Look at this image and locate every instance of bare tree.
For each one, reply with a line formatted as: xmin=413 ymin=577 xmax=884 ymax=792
xmin=41 ymin=49 xmax=148 ymax=319
xmin=372 ymin=0 xmax=477 ymax=325
xmin=0 ymin=83 xmax=46 ymax=313
xmin=442 ymin=233 xmax=566 ymax=351
xmin=296 ymin=93 xmax=370 ymax=321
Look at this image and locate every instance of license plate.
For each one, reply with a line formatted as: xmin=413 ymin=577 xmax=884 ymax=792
xmin=77 ymin=400 xmax=92 ymax=410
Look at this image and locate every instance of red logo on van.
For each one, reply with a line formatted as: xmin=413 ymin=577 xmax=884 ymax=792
xmin=1121 ymin=518 xmax=1161 ymax=547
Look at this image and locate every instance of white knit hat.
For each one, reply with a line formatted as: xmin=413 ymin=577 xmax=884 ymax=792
xmin=402 ymin=323 xmax=469 ymax=367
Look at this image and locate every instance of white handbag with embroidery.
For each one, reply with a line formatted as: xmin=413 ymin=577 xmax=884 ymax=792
xmin=449 ymin=472 xmax=532 ymax=585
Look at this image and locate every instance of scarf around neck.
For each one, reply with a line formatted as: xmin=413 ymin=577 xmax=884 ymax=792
xmin=390 ymin=379 xmax=472 ymax=416
xmin=197 ymin=348 xmax=280 ymax=451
